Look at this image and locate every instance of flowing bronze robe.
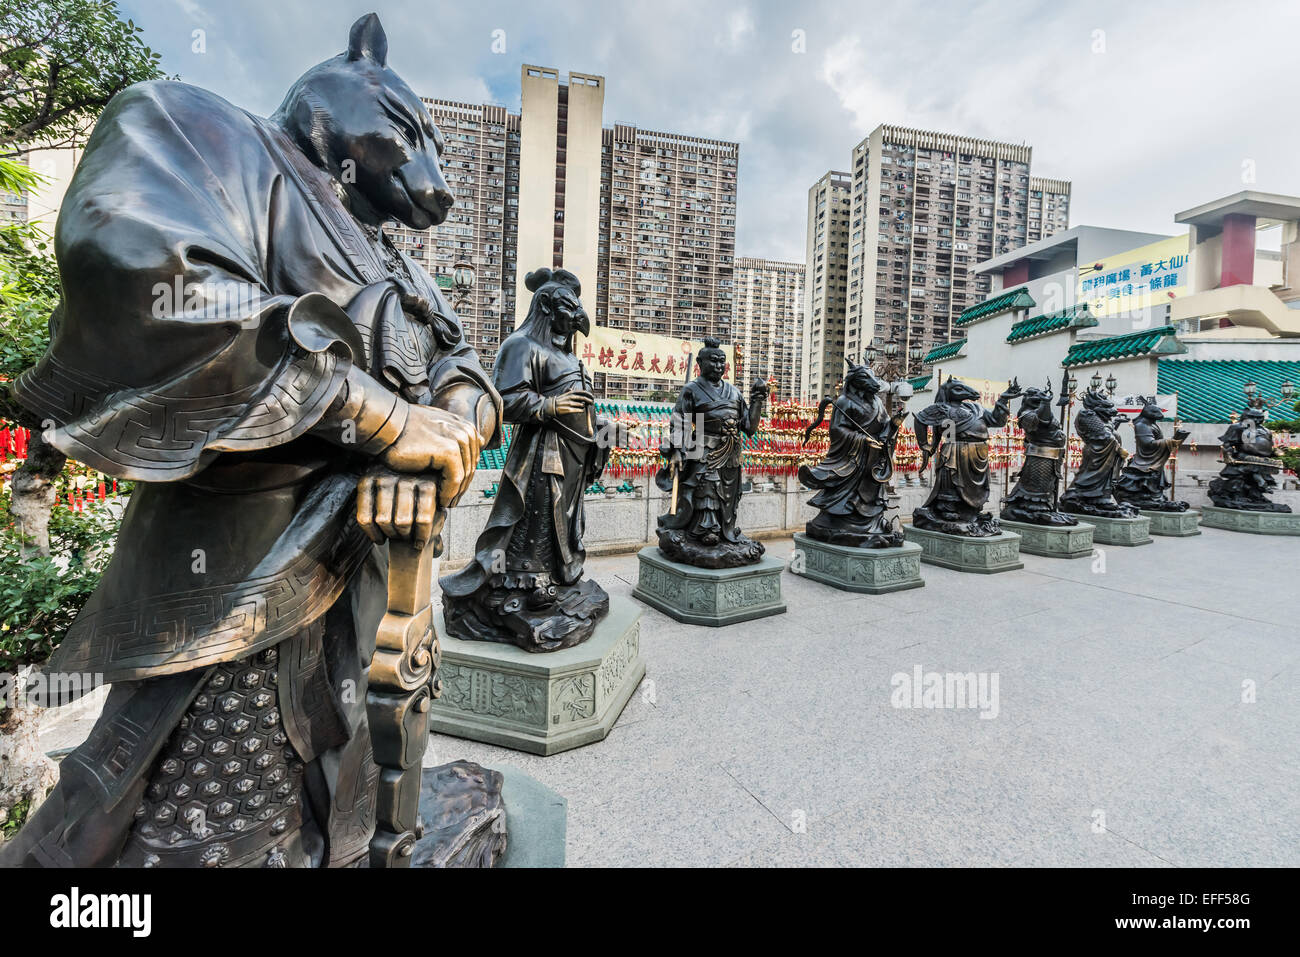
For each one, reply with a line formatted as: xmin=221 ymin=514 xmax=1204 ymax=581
xmin=442 ymin=327 xmax=606 ymax=601
xmin=1062 ymin=408 xmax=1128 ymax=512
xmin=914 ymin=400 xmax=1007 ymax=512
xmin=799 ymin=391 xmax=899 ymax=543
xmin=1115 ymin=417 xmax=1183 ymax=505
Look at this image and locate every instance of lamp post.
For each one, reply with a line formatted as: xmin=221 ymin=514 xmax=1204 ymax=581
xmin=908 ymin=341 xmax=924 ymax=378
xmin=882 ymin=338 xmax=900 ymax=378
xmin=1239 ymin=378 xmax=1296 ymax=416
xmin=450 ymin=260 xmax=476 ymax=311
xmin=1063 ymin=371 xmax=1079 ymax=487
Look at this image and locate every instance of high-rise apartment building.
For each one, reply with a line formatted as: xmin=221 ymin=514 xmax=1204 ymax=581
xmin=802 ymin=171 xmax=852 ymax=400
xmin=595 ymin=125 xmax=738 ymax=397
xmin=810 ymin=124 xmax=1071 ymax=384
xmin=734 ymin=257 xmax=804 ymax=400
xmin=845 ymin=125 xmax=1035 ymax=365
xmin=387 ymin=67 xmax=738 ymax=390
xmin=514 ymin=66 xmax=606 ymax=330
xmin=1027 ymin=176 xmax=1071 ymax=244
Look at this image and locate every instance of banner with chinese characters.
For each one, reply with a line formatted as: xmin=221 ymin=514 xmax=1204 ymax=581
xmin=576 ymin=326 xmax=735 ymax=382
xmin=1077 ymin=234 xmax=1191 ymax=318
xmin=927 ymin=373 xmax=1009 ymax=409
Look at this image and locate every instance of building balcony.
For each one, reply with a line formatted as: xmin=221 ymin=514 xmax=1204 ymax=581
xmin=1170 ymin=284 xmax=1300 ymax=338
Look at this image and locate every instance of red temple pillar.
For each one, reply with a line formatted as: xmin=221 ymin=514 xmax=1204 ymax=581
xmin=1220 ymin=213 xmax=1256 ymax=287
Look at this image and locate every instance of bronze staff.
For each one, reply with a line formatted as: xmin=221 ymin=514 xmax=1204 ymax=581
xmin=366 ymin=477 xmax=441 ymax=867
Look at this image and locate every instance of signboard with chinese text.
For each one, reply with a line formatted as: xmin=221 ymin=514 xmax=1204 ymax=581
xmin=576 ymin=326 xmax=735 ymax=383
xmin=1077 ymin=235 xmax=1191 ymax=319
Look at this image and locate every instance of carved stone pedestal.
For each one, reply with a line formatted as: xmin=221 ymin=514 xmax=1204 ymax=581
xmin=790 ymin=533 xmax=924 ymax=593
xmin=902 ymin=525 xmax=1024 ymax=574
xmin=428 ymin=596 xmax=645 ymax=756
xmin=1200 ymin=505 xmax=1300 ymax=536
xmin=633 ymin=546 xmax=786 ymax=626
xmin=1141 ymin=510 xmax=1201 ymax=537
xmin=998 ymin=519 xmax=1095 ymax=559
xmin=1065 ymin=512 xmax=1151 ymax=546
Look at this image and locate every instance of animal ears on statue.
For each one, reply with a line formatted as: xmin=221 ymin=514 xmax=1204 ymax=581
xmin=347 ymin=13 xmax=388 ymax=67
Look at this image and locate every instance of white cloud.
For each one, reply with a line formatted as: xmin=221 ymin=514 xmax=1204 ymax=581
xmin=820 ymin=35 xmax=909 ymax=137
xmin=117 ymin=0 xmax=1300 ymax=264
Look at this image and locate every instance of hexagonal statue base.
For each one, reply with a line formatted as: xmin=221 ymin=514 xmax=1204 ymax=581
xmin=790 ymin=532 xmax=924 ymax=593
xmin=998 ymin=519 xmax=1096 ymax=559
xmin=428 ymin=595 xmax=645 ymax=756
xmin=632 ymin=546 xmax=787 ymax=626
xmin=1066 ymin=512 xmax=1151 ymax=546
xmin=902 ymin=525 xmax=1024 ymax=574
xmin=1141 ymin=509 xmax=1201 ymax=536
xmin=1200 ymin=505 xmax=1300 ymax=536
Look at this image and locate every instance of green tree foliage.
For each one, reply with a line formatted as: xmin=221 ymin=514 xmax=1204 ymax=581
xmin=0 ymin=159 xmax=58 ymax=398
xmin=0 ymin=0 xmax=166 ymax=665
xmin=0 ymin=0 xmax=165 ymax=153
xmin=0 ymin=494 xmax=117 ymax=671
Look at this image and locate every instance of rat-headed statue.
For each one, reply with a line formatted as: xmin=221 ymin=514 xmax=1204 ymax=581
xmin=654 ymin=338 xmax=769 ymax=568
xmin=2 ymin=15 xmax=500 ymax=869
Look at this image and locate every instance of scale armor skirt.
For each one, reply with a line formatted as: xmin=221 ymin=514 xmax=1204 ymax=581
xmin=116 ymin=646 xmax=311 ymax=868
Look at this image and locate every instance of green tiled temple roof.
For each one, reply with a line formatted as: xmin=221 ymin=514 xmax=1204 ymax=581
xmin=1156 ymin=359 xmax=1300 ymax=423
xmin=955 ymin=288 xmax=1035 ymax=327
xmin=1007 ymin=304 xmax=1099 ymax=343
xmin=1061 ymin=325 xmax=1186 ymax=367
xmin=922 ymin=338 xmax=967 ymax=364
xmin=908 ymin=374 xmax=933 ymax=391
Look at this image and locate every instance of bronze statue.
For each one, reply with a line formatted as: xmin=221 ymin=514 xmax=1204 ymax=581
xmin=1001 ymin=380 xmax=1077 ymax=526
xmin=654 ymin=338 xmax=769 ymax=567
xmin=798 ymin=360 xmax=909 ymax=548
xmin=912 ymin=377 xmax=1022 ymax=536
xmin=440 ymin=268 xmax=611 ymax=651
xmin=1061 ymin=387 xmax=1137 ymax=518
xmin=1 ymin=15 xmax=501 ymax=868
xmin=1208 ymin=403 xmax=1290 ymax=512
xmin=1115 ymin=396 xmax=1190 ymax=512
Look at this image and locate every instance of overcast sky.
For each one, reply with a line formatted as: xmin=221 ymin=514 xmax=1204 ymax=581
xmin=120 ymin=0 xmax=1300 ymax=263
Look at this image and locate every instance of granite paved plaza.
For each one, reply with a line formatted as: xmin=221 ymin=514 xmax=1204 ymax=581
xmin=430 ymin=527 xmax=1300 ymax=867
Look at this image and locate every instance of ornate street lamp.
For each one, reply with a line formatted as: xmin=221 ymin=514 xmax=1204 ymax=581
xmin=1067 ymin=372 xmax=1078 ymax=395
xmin=908 ymin=341 xmax=924 ymax=376
xmin=1282 ymin=380 xmax=1296 ymax=401
xmin=1243 ymin=381 xmax=1258 ymax=399
xmin=451 ymin=260 xmax=476 ymax=310
xmin=864 ymin=340 xmax=879 ymax=364
xmin=884 ymin=338 xmax=900 ymax=359
xmin=1090 ymin=371 xmax=1103 ymax=392
xmin=1105 ymin=373 xmax=1117 ymax=396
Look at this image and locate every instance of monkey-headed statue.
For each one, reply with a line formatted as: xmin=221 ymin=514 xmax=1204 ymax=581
xmin=1207 ymin=401 xmax=1291 ymax=513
